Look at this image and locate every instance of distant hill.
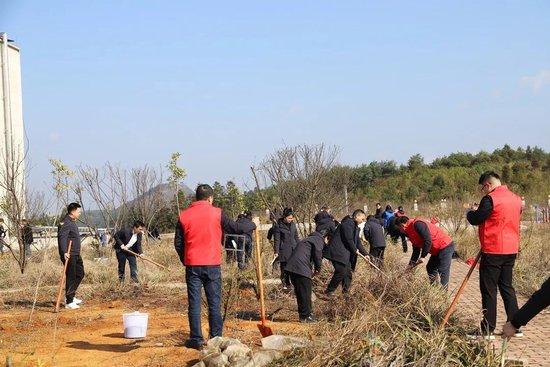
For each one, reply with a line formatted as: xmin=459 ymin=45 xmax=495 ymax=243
xmin=347 ymin=145 xmax=549 ymax=205
xmin=83 ymin=182 xmax=193 ymax=227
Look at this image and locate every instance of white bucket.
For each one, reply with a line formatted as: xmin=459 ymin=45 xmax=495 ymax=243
xmin=123 ymin=311 xmax=149 ymax=339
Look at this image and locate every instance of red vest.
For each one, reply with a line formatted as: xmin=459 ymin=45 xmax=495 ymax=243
xmin=478 ymin=185 xmax=521 ymax=255
xmin=178 ymin=200 xmax=223 ymax=266
xmin=404 ymin=218 xmax=452 ymax=255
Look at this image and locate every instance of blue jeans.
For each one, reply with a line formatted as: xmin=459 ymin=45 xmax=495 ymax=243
xmin=116 ymin=250 xmax=138 ymax=282
xmin=426 ymin=242 xmax=455 ymax=289
xmin=185 ymin=265 xmax=222 ymax=344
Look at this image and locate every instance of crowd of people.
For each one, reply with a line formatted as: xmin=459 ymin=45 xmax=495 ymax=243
xmin=53 ymin=171 xmax=548 ymax=350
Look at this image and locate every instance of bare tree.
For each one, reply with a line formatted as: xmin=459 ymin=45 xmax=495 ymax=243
xmin=0 ymin=138 xmax=29 ymax=272
xmin=129 ymin=165 xmax=164 ymax=236
xmin=253 ymin=143 xmax=347 ymax=236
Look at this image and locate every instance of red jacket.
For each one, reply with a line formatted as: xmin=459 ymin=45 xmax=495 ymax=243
xmin=479 ymin=185 xmax=521 ymax=255
xmin=178 ymin=201 xmax=223 ymax=266
xmin=404 ymin=218 xmax=452 ymax=256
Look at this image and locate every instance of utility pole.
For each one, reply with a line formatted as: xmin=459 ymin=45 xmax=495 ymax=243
xmin=344 ymin=185 xmax=349 ymax=214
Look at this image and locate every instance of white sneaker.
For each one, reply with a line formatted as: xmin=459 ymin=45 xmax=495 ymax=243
xmin=65 ymin=302 xmax=80 ymax=310
xmin=65 ymin=297 xmax=83 ymax=305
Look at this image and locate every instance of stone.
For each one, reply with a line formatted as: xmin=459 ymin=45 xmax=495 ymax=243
xmin=191 ymin=362 xmax=206 ymax=367
xmin=203 ymin=352 xmax=229 ymax=367
xmin=261 ymin=335 xmax=310 ymax=351
xmin=223 ymin=343 xmax=251 ymax=362
xmin=250 ymin=350 xmax=284 ymax=367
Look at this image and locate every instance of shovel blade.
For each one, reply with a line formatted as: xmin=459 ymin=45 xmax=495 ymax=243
xmin=258 ymin=323 xmax=273 ymax=337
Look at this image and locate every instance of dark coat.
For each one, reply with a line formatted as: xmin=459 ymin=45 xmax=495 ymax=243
xmin=314 ymin=211 xmax=336 ymax=234
xmin=57 ymin=215 xmax=81 ymax=259
xmin=114 ymin=228 xmax=143 ymax=255
xmin=22 ymin=225 xmax=34 ymax=245
xmin=363 ymin=218 xmax=385 ymax=248
xmin=236 ymin=217 xmax=254 ymax=241
xmin=323 ymin=215 xmax=367 ymax=268
xmin=273 ymin=219 xmax=300 ymax=262
xmin=284 ymin=232 xmax=324 ymax=279
xmin=386 ymin=216 xmax=400 ymax=236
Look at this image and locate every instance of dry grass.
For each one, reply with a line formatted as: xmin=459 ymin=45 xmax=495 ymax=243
xmin=1 ymin=225 xmax=547 ymax=366
xmin=276 ymin=251 xmax=504 ymax=367
xmin=453 ymin=223 xmax=549 ymax=295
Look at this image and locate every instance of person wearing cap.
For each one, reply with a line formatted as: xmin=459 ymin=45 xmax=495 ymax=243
xmin=273 ymin=208 xmax=300 ymax=290
xmin=314 ymin=206 xmax=337 ymax=234
xmin=466 ymin=171 xmax=523 ymax=339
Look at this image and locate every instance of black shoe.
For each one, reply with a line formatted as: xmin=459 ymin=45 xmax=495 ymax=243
xmin=184 ymin=339 xmax=205 ymax=350
xmin=300 ymin=315 xmax=317 ymax=323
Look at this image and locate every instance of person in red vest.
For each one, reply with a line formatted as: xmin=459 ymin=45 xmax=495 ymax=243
xmin=174 ymin=184 xmax=256 ymax=350
xmin=395 ymin=215 xmax=455 ymax=289
xmin=467 ymin=171 xmax=522 ymax=339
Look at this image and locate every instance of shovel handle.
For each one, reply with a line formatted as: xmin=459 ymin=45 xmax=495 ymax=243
xmin=254 ymin=228 xmax=267 ymax=323
xmin=439 ymin=250 xmax=482 ymax=330
xmin=122 ymin=247 xmax=167 ymax=269
xmin=55 ymin=240 xmax=72 ymax=312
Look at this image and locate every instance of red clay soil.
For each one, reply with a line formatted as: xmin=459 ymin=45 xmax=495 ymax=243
xmin=0 ymin=298 xmax=308 ymax=367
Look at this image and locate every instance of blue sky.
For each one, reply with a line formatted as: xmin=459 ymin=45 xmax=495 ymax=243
xmin=2 ymin=1 xmax=549 ymax=192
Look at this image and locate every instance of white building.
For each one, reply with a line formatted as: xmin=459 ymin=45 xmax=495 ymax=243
xmin=1 ymin=33 xmax=26 ymax=238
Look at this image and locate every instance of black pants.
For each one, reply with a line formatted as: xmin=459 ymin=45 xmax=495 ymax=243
xmin=64 ymin=255 xmax=85 ymax=304
xmin=116 ymin=251 xmax=138 ymax=282
xmin=326 ymin=260 xmax=352 ymax=294
xmin=479 ymin=253 xmax=519 ymax=333
xmin=425 ymin=242 xmax=455 ymax=290
xmin=237 ymin=237 xmax=253 ymax=269
xmin=280 ymin=262 xmax=291 ymax=287
xmin=390 ymin=232 xmax=407 ymax=252
xmin=511 ymin=277 xmax=550 ymax=328
xmin=369 ymin=247 xmax=385 ymax=268
xmin=290 ymin=273 xmax=312 ymax=319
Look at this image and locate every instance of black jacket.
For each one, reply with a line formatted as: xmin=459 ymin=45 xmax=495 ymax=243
xmin=284 ymin=231 xmax=324 ymax=279
xmin=363 ymin=218 xmax=385 ymax=248
xmin=22 ymin=225 xmax=34 ymax=245
xmin=57 ymin=215 xmax=81 ymax=259
xmin=323 ymin=215 xmax=367 ymax=267
xmin=236 ymin=217 xmax=255 ymax=241
xmin=273 ymin=219 xmax=300 ymax=263
xmin=114 ymin=228 xmax=143 ymax=255
xmin=314 ymin=211 xmax=337 ymax=234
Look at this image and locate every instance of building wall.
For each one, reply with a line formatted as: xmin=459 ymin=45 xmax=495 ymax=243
xmin=0 ymin=37 xmax=26 ymax=242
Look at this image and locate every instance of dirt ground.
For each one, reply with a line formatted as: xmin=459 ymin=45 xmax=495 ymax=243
xmin=0 ymin=286 xmax=309 ymax=367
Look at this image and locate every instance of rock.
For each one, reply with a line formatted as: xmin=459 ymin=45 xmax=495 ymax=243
xmin=250 ymin=350 xmax=284 ymax=367
xmin=261 ymin=335 xmax=310 ymax=351
xmin=203 ymin=352 xmax=229 ymax=367
xmin=228 ymin=357 xmax=253 ymax=367
xmin=223 ymin=343 xmax=251 ymax=362
xmin=219 ymin=337 xmax=243 ymax=350
xmin=191 ymin=362 xmax=206 ymax=367
xmin=203 ymin=337 xmax=243 ymax=357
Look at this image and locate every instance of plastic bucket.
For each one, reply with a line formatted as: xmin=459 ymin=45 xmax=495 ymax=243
xmin=123 ymin=311 xmax=149 ymax=338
